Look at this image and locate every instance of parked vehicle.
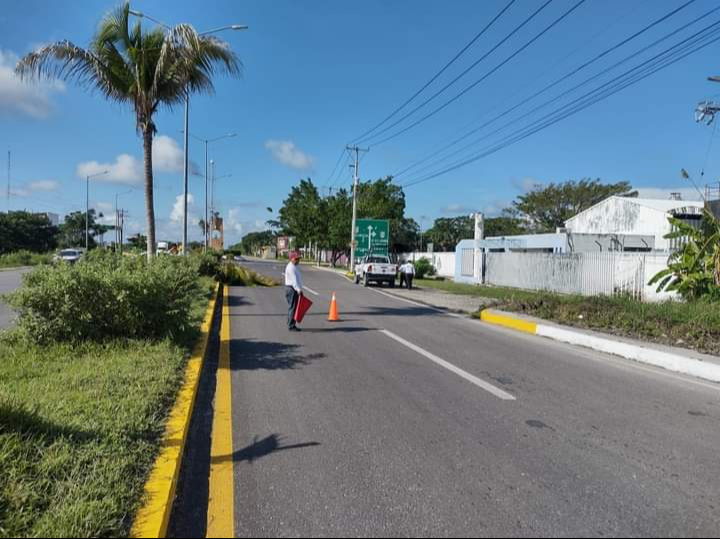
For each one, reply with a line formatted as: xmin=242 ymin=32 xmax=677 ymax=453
xmin=53 ymin=249 xmax=83 ymax=264
xmin=354 ymin=255 xmax=397 ymax=287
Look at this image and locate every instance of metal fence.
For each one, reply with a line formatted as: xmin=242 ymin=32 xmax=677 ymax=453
xmin=484 ymin=252 xmax=649 ymax=299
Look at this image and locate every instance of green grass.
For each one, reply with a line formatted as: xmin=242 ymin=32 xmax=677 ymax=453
xmin=0 ymin=276 xmax=215 ymax=538
xmin=416 ymin=279 xmax=720 ymax=355
xmin=0 ymin=340 xmax=186 ymax=538
xmin=0 ymin=251 xmax=52 ymax=269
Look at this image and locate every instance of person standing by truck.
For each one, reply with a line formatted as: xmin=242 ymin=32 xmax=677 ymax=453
xmin=285 ymin=251 xmax=304 ymax=331
xmin=401 ymin=260 xmax=416 ymax=290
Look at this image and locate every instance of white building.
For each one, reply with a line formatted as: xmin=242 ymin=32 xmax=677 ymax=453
xmin=565 ymin=196 xmax=705 ymax=252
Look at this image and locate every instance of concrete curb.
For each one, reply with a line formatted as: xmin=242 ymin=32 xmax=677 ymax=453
xmin=0 ymin=266 xmax=32 ymax=272
xmin=480 ymin=309 xmax=720 ymax=384
xmin=130 ymin=283 xmax=221 ymax=539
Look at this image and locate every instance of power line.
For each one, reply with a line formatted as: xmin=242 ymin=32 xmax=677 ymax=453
xmin=349 ymin=0 xmax=519 ymax=144
xmin=367 ymin=0 xmax=590 ymax=148
xmin=402 ymin=20 xmax=720 ymax=188
xmin=324 ymin=147 xmax=347 ymax=187
xmin=356 ymin=0 xmax=557 ymax=146
xmin=393 ymin=0 xmax=700 ymax=180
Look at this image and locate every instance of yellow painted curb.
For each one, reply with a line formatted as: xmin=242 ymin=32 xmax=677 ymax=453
xmin=130 ymin=283 xmax=221 ymax=539
xmin=206 ymin=286 xmax=235 ymax=538
xmin=480 ymin=309 xmax=538 ymax=335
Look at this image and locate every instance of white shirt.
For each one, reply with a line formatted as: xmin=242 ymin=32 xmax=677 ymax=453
xmin=285 ymin=262 xmax=303 ymax=293
xmin=401 ymin=263 xmax=415 ymax=275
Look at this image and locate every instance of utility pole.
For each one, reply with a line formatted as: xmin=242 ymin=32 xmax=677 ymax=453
xmin=346 ymin=145 xmax=369 ymax=269
xmin=6 ymin=151 xmax=10 ymax=213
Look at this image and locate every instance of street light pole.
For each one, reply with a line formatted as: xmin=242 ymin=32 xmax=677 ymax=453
xmin=346 ymin=145 xmax=369 ymax=269
xmin=86 ymin=170 xmax=108 ymax=250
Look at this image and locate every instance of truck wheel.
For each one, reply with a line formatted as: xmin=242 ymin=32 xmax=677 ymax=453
xmin=389 ymin=280 xmax=395 ymax=288
xmin=364 ymin=275 xmax=369 ymax=287
xmin=355 ymin=275 xmax=360 ymax=285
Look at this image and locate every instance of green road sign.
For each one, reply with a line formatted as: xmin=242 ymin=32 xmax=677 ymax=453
xmin=355 ymin=219 xmax=390 ymax=259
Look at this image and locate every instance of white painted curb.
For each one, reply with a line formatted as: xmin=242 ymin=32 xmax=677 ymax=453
xmin=536 ymin=324 xmax=720 ymax=384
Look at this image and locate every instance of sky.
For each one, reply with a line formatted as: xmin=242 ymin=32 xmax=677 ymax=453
xmin=1 ymin=0 xmax=720 ymax=245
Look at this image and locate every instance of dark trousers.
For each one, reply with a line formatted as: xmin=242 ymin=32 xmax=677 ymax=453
xmin=285 ymin=287 xmax=299 ymax=328
xmin=406 ymin=275 xmax=414 ymax=290
xmin=399 ymin=273 xmax=406 ymax=288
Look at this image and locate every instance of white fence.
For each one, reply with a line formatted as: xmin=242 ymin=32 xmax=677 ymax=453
xmin=483 ymin=252 xmax=674 ymax=302
xmin=398 ymin=252 xmax=456 ymax=278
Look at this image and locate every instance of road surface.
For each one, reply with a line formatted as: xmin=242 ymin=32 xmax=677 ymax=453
xmin=0 ymin=268 xmax=27 ymax=329
xmin=184 ymin=259 xmax=720 ymax=537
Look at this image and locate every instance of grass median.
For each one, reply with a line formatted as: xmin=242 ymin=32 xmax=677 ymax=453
xmin=415 ymin=279 xmax=720 ymax=356
xmin=0 ymin=253 xmax=215 ymax=538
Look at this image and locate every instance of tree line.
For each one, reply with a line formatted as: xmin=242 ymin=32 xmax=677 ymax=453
xmin=0 ymin=210 xmax=115 ymax=255
xmin=239 ymin=177 xmax=635 ymax=259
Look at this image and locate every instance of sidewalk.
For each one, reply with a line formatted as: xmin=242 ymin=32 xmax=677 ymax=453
xmin=379 ymin=284 xmax=495 ymax=314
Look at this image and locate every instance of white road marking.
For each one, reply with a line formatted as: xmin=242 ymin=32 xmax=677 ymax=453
xmin=303 ymin=286 xmax=320 ymax=296
xmin=381 ymin=329 xmax=516 ymax=401
xmin=370 ymin=287 xmax=467 ymax=320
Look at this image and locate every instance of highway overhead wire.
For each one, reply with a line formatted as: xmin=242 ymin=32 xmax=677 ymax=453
xmin=400 ymin=19 xmax=720 ymax=189
xmin=348 ymin=0 xmax=519 ymax=145
xmin=398 ymin=2 xmax=719 ymax=184
xmin=392 ymin=0 xmax=700 ymax=180
xmin=354 ymin=0 xmax=556 ymax=146
xmin=365 ymin=0 xmax=590 ymax=148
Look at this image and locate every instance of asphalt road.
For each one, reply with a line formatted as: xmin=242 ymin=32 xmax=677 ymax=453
xmin=227 ymin=259 xmax=720 ymax=537
xmin=0 ymin=269 xmax=27 ymax=329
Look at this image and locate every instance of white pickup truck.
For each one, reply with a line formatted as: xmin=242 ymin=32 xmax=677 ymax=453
xmin=354 ymin=255 xmax=397 ymax=287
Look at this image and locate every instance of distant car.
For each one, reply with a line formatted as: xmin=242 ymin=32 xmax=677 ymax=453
xmin=234 ymin=255 xmax=243 ymax=262
xmin=53 ymin=249 xmax=83 ymax=265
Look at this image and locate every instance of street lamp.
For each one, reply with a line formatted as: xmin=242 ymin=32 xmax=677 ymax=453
xmin=86 ymin=170 xmax=108 ymax=250
xmin=186 ymin=132 xmax=237 ymax=250
xmin=128 ymin=8 xmax=247 ymax=255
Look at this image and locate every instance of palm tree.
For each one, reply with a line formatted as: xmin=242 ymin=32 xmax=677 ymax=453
xmin=16 ymin=3 xmax=240 ymax=260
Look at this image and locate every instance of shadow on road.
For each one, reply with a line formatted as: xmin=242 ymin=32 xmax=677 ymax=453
xmin=212 ymin=434 xmax=321 ymax=465
xmin=227 ymin=294 xmax=255 ymax=308
xmin=231 ymin=339 xmax=325 ymax=370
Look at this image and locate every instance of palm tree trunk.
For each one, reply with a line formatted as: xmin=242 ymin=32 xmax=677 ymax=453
xmin=143 ymin=127 xmax=156 ymax=260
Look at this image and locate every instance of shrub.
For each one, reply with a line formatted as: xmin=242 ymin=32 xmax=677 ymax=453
xmin=217 ymin=263 xmax=279 ymax=287
xmin=194 ymin=252 xmax=222 ymax=277
xmin=5 ymin=255 xmax=203 ymax=344
xmin=0 ymin=251 xmax=52 ymax=268
xmin=414 ymin=257 xmax=436 ymax=279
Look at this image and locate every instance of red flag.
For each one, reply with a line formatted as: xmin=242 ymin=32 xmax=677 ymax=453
xmin=294 ymin=294 xmax=313 ymax=323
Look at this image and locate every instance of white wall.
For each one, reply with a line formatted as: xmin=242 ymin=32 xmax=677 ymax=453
xmin=398 ymin=252 xmax=456 ymax=278
xmin=566 ymin=198 xmax=680 ymax=252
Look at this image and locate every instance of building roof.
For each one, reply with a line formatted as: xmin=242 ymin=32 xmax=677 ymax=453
xmin=566 ymin=196 xmax=704 ymax=224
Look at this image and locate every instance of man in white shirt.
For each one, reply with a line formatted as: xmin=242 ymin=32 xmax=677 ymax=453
xmin=401 ymin=261 xmax=416 ymax=290
xmin=285 ymin=251 xmax=304 ymax=331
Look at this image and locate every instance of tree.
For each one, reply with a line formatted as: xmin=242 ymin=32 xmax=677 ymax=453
xmin=425 ymin=216 xmax=474 ymax=251
xmin=16 ymin=3 xmax=240 ymax=260
xmin=511 ymin=178 xmax=636 ymax=232
xmin=58 ymin=210 xmax=105 ymax=249
xmin=325 ymin=188 xmax=352 ymax=265
xmin=484 ymin=214 xmax=527 ymax=237
xmin=0 ymin=212 xmax=58 ymax=254
xmin=127 ymin=234 xmax=148 ymax=251
xmin=240 ymin=231 xmax=275 ymax=256
xmin=392 ymin=218 xmax=419 ymax=253
xmin=650 ymin=210 xmax=720 ymax=300
xmin=278 ymin=179 xmax=326 ymax=247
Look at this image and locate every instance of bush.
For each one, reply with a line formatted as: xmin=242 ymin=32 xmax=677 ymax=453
xmin=0 ymin=251 xmax=52 ymax=268
xmin=193 ymin=252 xmax=222 ymax=277
xmin=414 ymin=257 xmax=436 ymax=279
xmin=5 ymin=255 xmax=204 ymax=344
xmin=217 ymin=263 xmax=279 ymax=287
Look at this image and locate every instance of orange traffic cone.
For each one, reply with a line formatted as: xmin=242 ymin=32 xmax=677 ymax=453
xmin=328 ymin=292 xmax=341 ymax=322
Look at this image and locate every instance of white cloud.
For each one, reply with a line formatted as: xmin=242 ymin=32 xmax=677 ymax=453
xmin=512 ymin=177 xmax=544 ymax=193
xmin=635 ymin=187 xmax=704 ymax=202
xmin=29 ymin=180 xmax=60 ymax=192
xmin=96 ymin=202 xmax=114 ymax=212
xmin=0 ymin=49 xmax=65 ymax=119
xmin=76 ymin=135 xmax=198 ymax=185
xmin=9 ymin=187 xmax=30 ymax=197
xmin=170 ymin=193 xmax=200 ymax=225
xmin=77 ymin=154 xmax=143 ymax=185
xmin=265 ymin=140 xmax=314 ymax=170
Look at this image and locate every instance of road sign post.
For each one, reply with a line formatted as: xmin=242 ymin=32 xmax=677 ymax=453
xmin=355 ymin=219 xmax=390 ymax=260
